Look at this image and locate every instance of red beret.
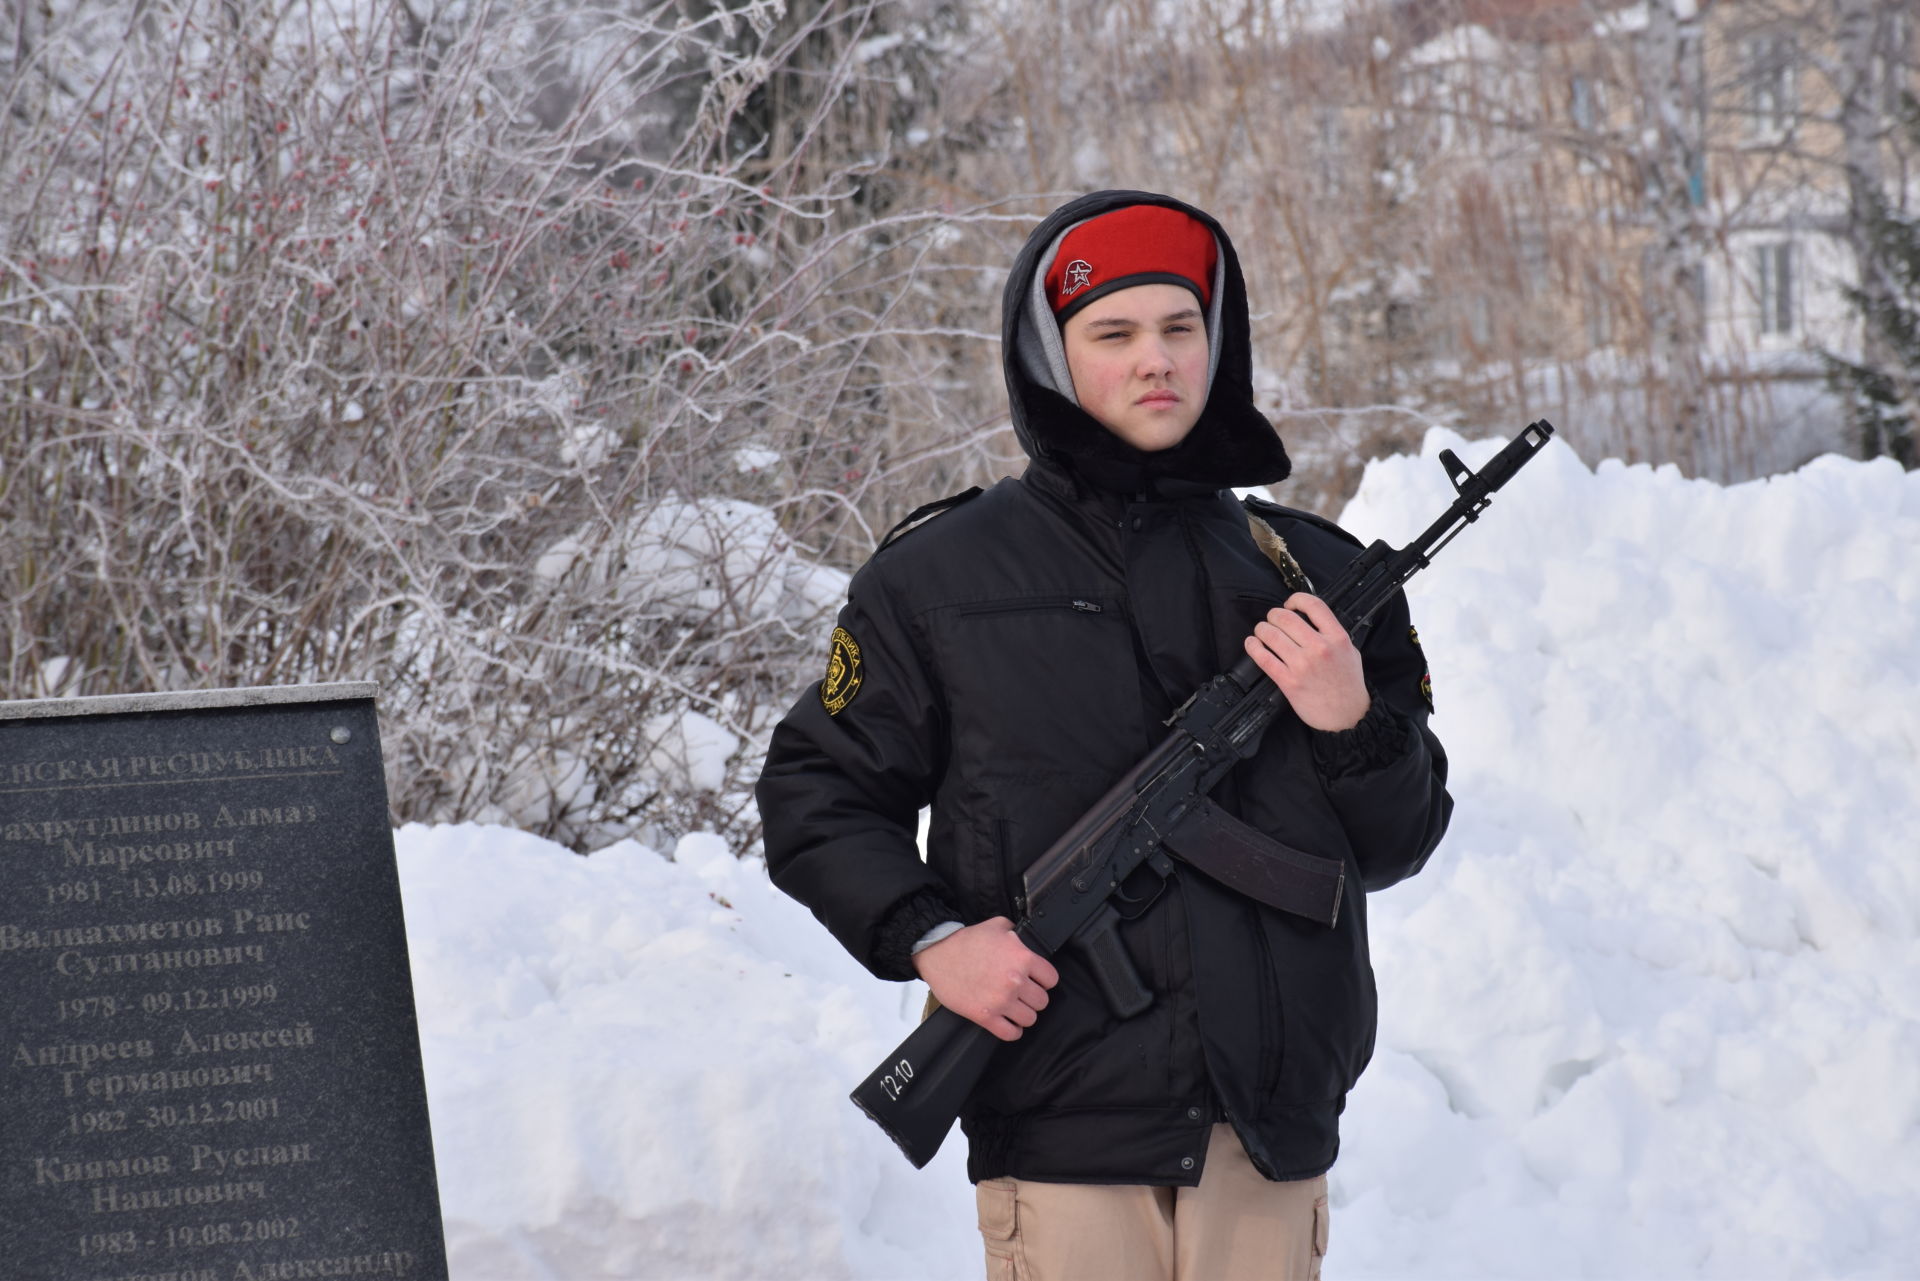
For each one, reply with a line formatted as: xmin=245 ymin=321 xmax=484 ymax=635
xmin=1044 ymin=205 xmax=1217 ymax=322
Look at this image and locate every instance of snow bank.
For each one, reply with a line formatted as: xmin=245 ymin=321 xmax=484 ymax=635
xmin=1334 ymin=433 xmax=1920 ymax=1279
xmin=532 ymin=496 xmax=846 ymax=628
xmin=397 ymin=432 xmax=1920 ymax=1278
xmin=399 ymin=825 xmax=975 ymax=1281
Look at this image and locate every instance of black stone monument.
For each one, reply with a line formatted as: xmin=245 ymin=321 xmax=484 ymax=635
xmin=0 ymin=683 xmax=448 ymax=1281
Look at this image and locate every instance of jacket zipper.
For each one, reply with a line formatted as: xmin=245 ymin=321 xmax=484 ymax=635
xmin=997 ymin=819 xmax=1022 ymax=913
xmin=1254 ymin=908 xmax=1284 ymax=1098
xmin=957 ymin=596 xmax=1114 ymax=618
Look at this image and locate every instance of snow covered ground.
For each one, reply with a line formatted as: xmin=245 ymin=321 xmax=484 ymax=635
xmin=395 ymin=430 xmax=1920 ymax=1279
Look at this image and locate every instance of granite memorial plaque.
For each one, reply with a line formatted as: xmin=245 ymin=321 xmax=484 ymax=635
xmin=0 ymin=684 xmax=448 ymax=1281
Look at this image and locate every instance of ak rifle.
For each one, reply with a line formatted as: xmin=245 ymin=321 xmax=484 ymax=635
xmin=851 ymin=419 xmax=1556 ymax=1168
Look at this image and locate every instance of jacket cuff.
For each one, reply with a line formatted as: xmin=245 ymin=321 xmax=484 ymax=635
xmin=871 ymin=886 xmax=967 ymax=981
xmin=1310 ymin=692 xmax=1409 ymax=780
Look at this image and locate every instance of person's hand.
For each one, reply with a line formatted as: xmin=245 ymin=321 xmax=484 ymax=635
xmin=912 ymin=916 xmax=1059 ymax=1042
xmin=1243 ymin=592 xmax=1371 ymax=732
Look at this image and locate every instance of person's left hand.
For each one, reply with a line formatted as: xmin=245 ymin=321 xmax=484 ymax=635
xmin=1243 ymin=593 xmax=1370 ymax=732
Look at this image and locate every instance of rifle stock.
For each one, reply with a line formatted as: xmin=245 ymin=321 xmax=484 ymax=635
xmin=848 ymin=420 xmax=1556 ymax=1169
xmin=849 ymin=1004 xmax=1000 ymax=1168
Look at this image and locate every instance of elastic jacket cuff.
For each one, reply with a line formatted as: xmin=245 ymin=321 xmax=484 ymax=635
xmin=1310 ymin=692 xmax=1409 ymax=780
xmin=912 ymin=920 xmax=965 ymax=954
xmin=872 ymin=886 xmax=966 ymax=981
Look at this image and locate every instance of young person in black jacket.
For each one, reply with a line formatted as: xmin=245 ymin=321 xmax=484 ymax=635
xmin=757 ymin=191 xmax=1451 ymax=1280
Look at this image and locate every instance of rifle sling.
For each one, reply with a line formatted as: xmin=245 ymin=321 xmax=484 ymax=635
xmin=1161 ymin=798 xmax=1345 ymax=928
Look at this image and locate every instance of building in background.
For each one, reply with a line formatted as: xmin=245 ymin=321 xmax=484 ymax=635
xmin=1306 ymin=0 xmax=1917 ymax=477
xmin=1117 ymin=0 xmax=1914 ymax=490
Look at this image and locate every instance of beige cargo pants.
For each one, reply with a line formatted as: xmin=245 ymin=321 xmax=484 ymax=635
xmin=974 ymin=1125 xmax=1329 ymax=1281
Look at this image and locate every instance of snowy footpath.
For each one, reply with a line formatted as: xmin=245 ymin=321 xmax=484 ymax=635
xmin=395 ymin=431 xmax=1920 ymax=1280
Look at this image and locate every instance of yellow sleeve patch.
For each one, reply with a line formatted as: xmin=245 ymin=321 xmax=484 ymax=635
xmin=820 ymin=626 xmax=865 ymax=715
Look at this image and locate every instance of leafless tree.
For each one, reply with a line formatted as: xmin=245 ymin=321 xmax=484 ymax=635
xmin=0 ymin=0 xmax=1006 ymax=851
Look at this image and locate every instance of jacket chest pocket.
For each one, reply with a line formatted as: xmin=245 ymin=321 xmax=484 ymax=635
xmin=954 ymin=594 xmax=1119 ymax=621
xmin=934 ymin=592 xmax=1145 ymax=820
xmin=1229 ymin=587 xmax=1295 ymax=629
xmin=1205 ymin=589 xmax=1289 ymax=672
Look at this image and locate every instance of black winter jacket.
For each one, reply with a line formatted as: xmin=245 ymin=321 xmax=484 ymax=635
xmin=757 ymin=191 xmax=1451 ymax=1187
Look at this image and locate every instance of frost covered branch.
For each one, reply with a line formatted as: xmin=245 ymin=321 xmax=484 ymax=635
xmin=1 ymin=0 xmax=1006 ymax=851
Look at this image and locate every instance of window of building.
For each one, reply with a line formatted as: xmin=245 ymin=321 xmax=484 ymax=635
xmin=1641 ymin=246 xmax=1709 ymax=325
xmin=1755 ymin=241 xmax=1795 ymax=336
xmin=1570 ymin=75 xmax=1603 ymax=134
xmin=1519 ymin=235 xmax=1551 ymax=301
xmin=1466 ymin=294 xmax=1493 ymax=348
xmin=1585 ymin=260 xmax=1615 ymax=348
xmin=1743 ymin=35 xmax=1798 ymax=136
xmin=1879 ymin=11 xmax=1913 ymax=118
xmin=1313 ymin=108 xmax=1345 ymax=195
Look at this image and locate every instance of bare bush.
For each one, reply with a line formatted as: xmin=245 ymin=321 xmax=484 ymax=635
xmin=0 ymin=0 xmax=1007 ymax=851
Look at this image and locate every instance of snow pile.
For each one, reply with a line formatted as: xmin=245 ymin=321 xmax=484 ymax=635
xmin=472 ymin=495 xmax=847 ymax=843
xmin=1334 ymin=432 xmax=1920 ymax=1279
xmin=399 ymin=825 xmax=976 ymax=1281
xmin=532 ymin=496 xmax=846 ymax=627
xmin=397 ymin=432 xmax=1920 ymax=1278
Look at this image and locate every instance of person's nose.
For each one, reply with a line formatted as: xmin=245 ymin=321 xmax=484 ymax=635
xmin=1137 ymin=336 xmax=1174 ymax=379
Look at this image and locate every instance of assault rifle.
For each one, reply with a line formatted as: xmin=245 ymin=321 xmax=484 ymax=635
xmin=851 ymin=420 xmax=1556 ymax=1168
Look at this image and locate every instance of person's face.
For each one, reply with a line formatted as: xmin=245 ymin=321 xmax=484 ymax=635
xmin=1061 ymin=282 xmax=1209 ymax=452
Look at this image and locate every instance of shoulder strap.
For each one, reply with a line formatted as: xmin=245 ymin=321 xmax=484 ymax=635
xmin=877 ymin=486 xmax=984 ymax=551
xmin=1240 ymin=501 xmax=1316 ymax=596
xmin=1241 ymin=494 xmax=1364 ymax=550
